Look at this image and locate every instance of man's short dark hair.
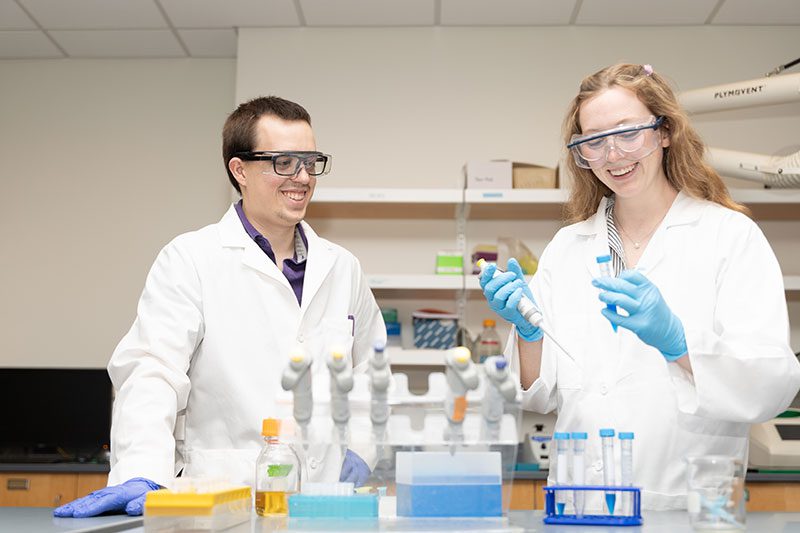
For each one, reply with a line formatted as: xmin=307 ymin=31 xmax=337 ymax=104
xmin=222 ymin=96 xmax=312 ymax=193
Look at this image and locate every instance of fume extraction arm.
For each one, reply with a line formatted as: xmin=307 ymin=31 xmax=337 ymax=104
xmin=679 ymin=57 xmax=800 ymax=188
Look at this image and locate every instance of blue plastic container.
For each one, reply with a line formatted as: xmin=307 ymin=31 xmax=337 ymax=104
xmin=542 ymin=485 xmax=642 ymax=526
xmin=397 ymin=476 xmax=502 ymax=517
xmin=288 ymin=494 xmax=378 ymax=518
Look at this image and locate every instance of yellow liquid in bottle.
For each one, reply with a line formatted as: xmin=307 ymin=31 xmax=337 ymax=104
xmin=255 ymin=490 xmax=289 ymax=516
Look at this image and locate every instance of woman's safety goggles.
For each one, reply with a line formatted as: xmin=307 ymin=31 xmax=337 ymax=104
xmin=567 ymin=116 xmax=665 ymax=169
xmin=234 ymin=151 xmax=332 ymax=177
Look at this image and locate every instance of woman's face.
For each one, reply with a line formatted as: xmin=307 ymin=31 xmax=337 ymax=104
xmin=577 ymin=86 xmax=670 ymax=200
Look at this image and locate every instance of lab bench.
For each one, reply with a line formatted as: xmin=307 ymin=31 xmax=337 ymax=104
xmin=4 ymin=507 xmax=800 ymax=532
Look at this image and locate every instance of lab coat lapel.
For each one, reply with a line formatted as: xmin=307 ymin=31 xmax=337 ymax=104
xmin=299 ymin=222 xmax=336 ymax=313
xmin=634 ymin=192 xmax=699 ymax=275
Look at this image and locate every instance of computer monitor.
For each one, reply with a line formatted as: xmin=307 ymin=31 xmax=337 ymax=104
xmin=0 ymin=368 xmax=112 ymax=461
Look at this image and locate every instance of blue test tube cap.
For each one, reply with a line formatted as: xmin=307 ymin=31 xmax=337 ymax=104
xmin=570 ymin=432 xmax=588 ymax=440
xmin=619 ymin=432 xmax=635 ymax=440
xmin=553 ymin=432 xmax=571 ymax=440
xmin=599 ymin=428 xmax=615 ymax=437
xmin=596 ymin=254 xmax=612 ymax=264
xmin=495 ymin=357 xmax=508 ymax=370
xmin=374 ymin=340 xmax=386 ymax=351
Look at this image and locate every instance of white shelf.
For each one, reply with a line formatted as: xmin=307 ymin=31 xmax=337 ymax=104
xmin=387 ymin=346 xmax=445 ymax=366
xmin=786 ymin=275 xmax=800 ymax=292
xmin=307 ymin=187 xmax=462 ymax=219
xmin=314 ymin=187 xmax=462 ymax=204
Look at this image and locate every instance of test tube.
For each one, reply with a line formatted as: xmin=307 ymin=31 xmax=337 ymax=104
xmin=595 ymin=255 xmax=618 ymax=332
xmin=553 ymin=432 xmax=570 ymax=516
xmin=599 ymin=428 xmax=616 ymax=515
xmin=570 ymin=432 xmax=587 ymax=518
xmin=619 ymin=432 xmax=634 ymax=516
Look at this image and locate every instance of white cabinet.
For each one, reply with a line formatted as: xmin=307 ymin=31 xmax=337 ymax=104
xmin=307 ymin=187 xmax=800 ymax=364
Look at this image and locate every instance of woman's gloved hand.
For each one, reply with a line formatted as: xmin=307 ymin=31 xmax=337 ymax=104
xmin=53 ymin=477 xmax=161 ymax=517
xmin=592 ymin=269 xmax=687 ymax=361
xmin=479 ymin=258 xmax=543 ymax=342
xmin=339 ymin=449 xmax=370 ymax=487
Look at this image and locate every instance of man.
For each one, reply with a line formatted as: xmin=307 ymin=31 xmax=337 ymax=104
xmin=55 ymin=96 xmax=385 ymax=517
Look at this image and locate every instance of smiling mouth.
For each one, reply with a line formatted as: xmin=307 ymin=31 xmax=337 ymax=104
xmin=281 ymin=190 xmax=308 ymax=202
xmin=608 ymin=163 xmax=637 ymax=178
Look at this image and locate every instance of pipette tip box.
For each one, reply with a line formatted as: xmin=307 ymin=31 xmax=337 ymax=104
xmin=542 ymin=485 xmax=643 ymax=526
xmin=143 ymin=485 xmax=251 ymax=531
xmin=288 ymin=494 xmax=378 ymax=518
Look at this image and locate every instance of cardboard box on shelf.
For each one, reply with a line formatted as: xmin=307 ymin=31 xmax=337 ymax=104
xmin=464 ymin=160 xmax=558 ymax=189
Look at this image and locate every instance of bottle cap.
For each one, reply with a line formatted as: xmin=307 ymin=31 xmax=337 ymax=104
xmin=599 ymin=428 xmax=615 ymax=437
xmin=483 ymin=319 xmax=496 ymax=327
xmin=262 ymin=418 xmax=280 ymax=437
xmin=553 ymin=432 xmax=570 ymax=440
xmin=571 ymin=432 xmax=588 ymax=439
xmin=619 ymin=432 xmax=635 ymax=440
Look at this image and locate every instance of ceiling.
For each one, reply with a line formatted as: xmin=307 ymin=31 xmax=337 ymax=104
xmin=1 ymin=0 xmax=798 ymax=59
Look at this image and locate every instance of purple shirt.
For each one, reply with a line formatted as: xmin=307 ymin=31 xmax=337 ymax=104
xmin=234 ymin=201 xmax=308 ymax=305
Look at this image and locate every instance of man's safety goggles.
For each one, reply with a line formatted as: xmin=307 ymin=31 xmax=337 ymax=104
xmin=234 ymin=151 xmax=332 ymax=177
xmin=567 ymin=116 xmax=665 ymax=169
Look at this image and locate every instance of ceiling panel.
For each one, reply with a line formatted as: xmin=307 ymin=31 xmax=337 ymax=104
xmin=178 ymin=28 xmax=236 ymax=57
xmin=712 ymin=0 xmax=800 ymax=24
xmin=160 ymin=0 xmax=299 ymax=28
xmin=576 ymin=0 xmax=718 ymax=25
xmin=0 ymin=30 xmax=62 ymax=57
xmin=300 ymin=0 xmax=435 ymax=26
xmin=49 ymin=29 xmax=185 ymax=57
xmin=0 ymin=0 xmax=37 ymax=29
xmin=441 ymin=0 xmax=576 ymax=26
xmin=19 ymin=0 xmax=167 ymax=30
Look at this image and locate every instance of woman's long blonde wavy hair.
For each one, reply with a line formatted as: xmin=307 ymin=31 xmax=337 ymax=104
xmin=562 ymin=63 xmax=749 ymax=223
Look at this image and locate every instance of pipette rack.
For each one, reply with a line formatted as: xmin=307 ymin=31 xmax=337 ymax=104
xmin=543 ymin=485 xmax=643 ymax=526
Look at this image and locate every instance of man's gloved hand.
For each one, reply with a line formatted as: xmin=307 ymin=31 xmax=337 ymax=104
xmin=339 ymin=449 xmax=370 ymax=487
xmin=53 ymin=477 xmax=161 ymax=518
xmin=480 ymin=258 xmax=543 ymax=342
xmin=592 ymin=269 xmax=687 ymax=361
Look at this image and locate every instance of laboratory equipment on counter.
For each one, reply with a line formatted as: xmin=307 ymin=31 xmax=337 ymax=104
xmin=480 ymin=356 xmax=519 ymax=441
xmin=600 ymin=428 xmax=617 ymax=515
xmin=476 ymin=258 xmax=576 ymax=363
xmin=475 ymin=319 xmax=502 ymax=363
xmin=686 ymin=455 xmax=746 ymax=531
xmin=444 ymin=346 xmax=480 ymax=445
xmin=280 ymin=347 xmax=313 ymax=444
xmin=254 ymin=418 xmax=301 ymax=517
xmin=144 ymin=479 xmax=251 ymax=531
xmin=369 ymin=342 xmax=391 ymax=438
xmin=749 ymin=409 xmax=800 ymax=470
xmin=327 ymin=347 xmax=354 ymax=451
xmin=553 ymin=432 xmax=570 ymax=516
xmin=571 ymin=432 xmax=587 ymax=519
xmin=543 ymin=485 xmax=642 ymax=526
xmin=620 ymin=432 xmax=634 ymax=516
xmin=289 ymin=482 xmax=378 ymax=519
xmin=596 ymin=255 xmax=618 ymax=332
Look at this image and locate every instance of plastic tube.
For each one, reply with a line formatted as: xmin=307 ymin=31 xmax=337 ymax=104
xmin=595 ymin=255 xmax=618 ymax=332
xmin=571 ymin=432 xmax=587 ymax=518
xmin=619 ymin=432 xmax=634 ymax=516
xmin=600 ymin=428 xmax=616 ymax=515
xmin=553 ymin=432 xmax=570 ymax=516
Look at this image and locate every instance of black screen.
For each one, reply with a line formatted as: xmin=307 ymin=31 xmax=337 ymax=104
xmin=775 ymin=424 xmax=800 ymax=441
xmin=0 ymin=368 xmax=111 ymax=457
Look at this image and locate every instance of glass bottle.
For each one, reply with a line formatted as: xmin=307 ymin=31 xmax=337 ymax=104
xmin=254 ymin=418 xmax=301 ymax=516
xmin=475 ymin=319 xmax=502 ymax=363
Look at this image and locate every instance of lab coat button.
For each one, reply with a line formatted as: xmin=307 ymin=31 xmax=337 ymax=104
xmin=297 ymin=334 xmax=304 ymax=343
xmin=600 ymin=383 xmax=608 ymax=395
xmin=308 ymin=457 xmax=318 ymax=469
xmin=593 ymin=460 xmax=603 ymax=472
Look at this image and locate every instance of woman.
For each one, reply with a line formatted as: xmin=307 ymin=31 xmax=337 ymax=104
xmin=481 ymin=63 xmax=800 ymax=509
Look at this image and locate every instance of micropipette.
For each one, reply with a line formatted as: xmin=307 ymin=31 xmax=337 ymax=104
xmin=600 ymin=428 xmax=617 ymax=515
xmin=327 ymin=347 xmax=354 ymax=455
xmin=369 ymin=341 xmax=391 ymax=440
xmin=596 ymin=255 xmax=618 ymax=332
xmin=280 ymin=347 xmax=313 ymax=446
xmin=444 ymin=346 xmax=480 ymax=450
xmin=480 ymin=356 xmax=518 ymax=441
xmin=477 ymin=259 xmax=576 ymax=363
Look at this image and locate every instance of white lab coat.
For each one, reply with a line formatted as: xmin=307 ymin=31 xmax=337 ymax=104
xmin=507 ymin=192 xmax=800 ymax=510
xmin=107 ymin=204 xmax=386 ymax=488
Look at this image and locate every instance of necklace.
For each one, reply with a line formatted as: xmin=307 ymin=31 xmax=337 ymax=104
xmin=615 ymin=211 xmax=667 ymax=250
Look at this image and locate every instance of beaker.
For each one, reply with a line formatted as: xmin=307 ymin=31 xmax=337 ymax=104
xmin=685 ymin=455 xmax=745 ymax=531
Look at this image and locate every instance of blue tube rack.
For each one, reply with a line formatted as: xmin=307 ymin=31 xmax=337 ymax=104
xmin=543 ymin=485 xmax=642 ymax=526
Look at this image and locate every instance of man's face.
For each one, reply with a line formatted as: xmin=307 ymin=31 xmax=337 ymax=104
xmin=234 ymin=115 xmax=317 ymax=234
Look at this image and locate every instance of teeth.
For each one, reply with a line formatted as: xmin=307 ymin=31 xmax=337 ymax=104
xmin=282 ymin=190 xmax=306 ymax=201
xmin=609 ymin=164 xmax=635 ymax=177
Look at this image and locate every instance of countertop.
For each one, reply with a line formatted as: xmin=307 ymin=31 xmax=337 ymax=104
xmin=4 ymin=508 xmax=800 ymax=533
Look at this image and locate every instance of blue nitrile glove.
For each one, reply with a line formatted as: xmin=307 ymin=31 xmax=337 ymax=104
xmin=53 ymin=477 xmax=161 ymax=517
xmin=480 ymin=258 xmax=543 ymax=342
xmin=339 ymin=449 xmax=370 ymax=487
xmin=592 ymin=269 xmax=687 ymax=361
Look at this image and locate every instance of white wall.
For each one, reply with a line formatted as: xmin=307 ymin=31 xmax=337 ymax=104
xmin=237 ymin=27 xmax=800 ymax=351
xmin=0 ymin=59 xmax=235 ymax=367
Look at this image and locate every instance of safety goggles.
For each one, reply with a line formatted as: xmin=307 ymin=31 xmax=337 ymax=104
xmin=234 ymin=151 xmax=332 ymax=177
xmin=567 ymin=116 xmax=665 ymax=169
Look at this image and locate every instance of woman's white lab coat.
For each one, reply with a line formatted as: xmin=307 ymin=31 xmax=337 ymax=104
xmin=107 ymin=205 xmax=386 ymax=488
xmin=507 ymin=192 xmax=800 ymax=510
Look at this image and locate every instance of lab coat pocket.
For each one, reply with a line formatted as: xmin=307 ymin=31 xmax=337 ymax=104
xmin=183 ymin=448 xmax=260 ymax=487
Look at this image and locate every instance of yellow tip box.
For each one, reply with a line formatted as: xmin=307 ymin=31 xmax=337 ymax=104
xmin=144 ymin=482 xmax=251 ymax=531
